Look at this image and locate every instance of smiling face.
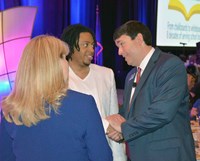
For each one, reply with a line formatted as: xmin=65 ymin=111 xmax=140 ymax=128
xmin=70 ymin=32 xmax=95 ymax=67
xmin=115 ymin=34 xmax=144 ymax=67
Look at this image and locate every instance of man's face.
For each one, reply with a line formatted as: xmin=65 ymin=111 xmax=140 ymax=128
xmin=114 ymin=34 xmax=143 ymax=67
xmin=71 ymin=32 xmax=95 ymax=67
xmin=187 ymin=74 xmax=196 ymax=91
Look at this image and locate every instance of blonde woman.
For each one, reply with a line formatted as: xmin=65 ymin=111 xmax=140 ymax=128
xmin=0 ymin=35 xmax=112 ymax=161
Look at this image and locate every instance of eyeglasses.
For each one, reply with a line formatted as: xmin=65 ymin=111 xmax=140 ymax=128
xmin=79 ymin=42 xmax=96 ymax=49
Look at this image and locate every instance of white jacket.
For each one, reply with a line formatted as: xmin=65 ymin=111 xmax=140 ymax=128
xmin=69 ymin=64 xmax=127 ymax=161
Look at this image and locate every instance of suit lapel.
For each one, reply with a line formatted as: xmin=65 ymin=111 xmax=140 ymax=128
xmin=124 ymin=69 xmax=137 ymax=117
xmin=128 ymin=48 xmax=161 ymax=115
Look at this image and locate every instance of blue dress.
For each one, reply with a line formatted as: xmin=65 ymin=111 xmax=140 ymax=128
xmin=0 ymin=90 xmax=113 ymax=161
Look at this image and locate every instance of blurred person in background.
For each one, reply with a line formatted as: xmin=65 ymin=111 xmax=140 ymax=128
xmin=186 ymin=64 xmax=198 ymax=110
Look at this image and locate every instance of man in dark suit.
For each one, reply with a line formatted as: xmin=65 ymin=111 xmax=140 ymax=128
xmin=106 ymin=20 xmax=196 ymax=161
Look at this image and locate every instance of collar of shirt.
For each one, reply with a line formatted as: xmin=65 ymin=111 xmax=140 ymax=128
xmin=138 ymin=47 xmax=155 ymax=76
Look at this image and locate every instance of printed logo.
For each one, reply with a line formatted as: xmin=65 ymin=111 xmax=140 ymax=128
xmin=168 ymin=0 xmax=200 ymax=21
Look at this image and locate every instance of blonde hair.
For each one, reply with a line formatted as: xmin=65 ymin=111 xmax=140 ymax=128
xmin=1 ymin=35 xmax=69 ymax=127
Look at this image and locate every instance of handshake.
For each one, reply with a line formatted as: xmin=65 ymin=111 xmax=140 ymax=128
xmin=106 ymin=114 xmax=126 ymax=143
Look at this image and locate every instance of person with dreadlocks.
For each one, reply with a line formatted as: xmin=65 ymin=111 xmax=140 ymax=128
xmin=61 ymin=24 xmax=126 ymax=161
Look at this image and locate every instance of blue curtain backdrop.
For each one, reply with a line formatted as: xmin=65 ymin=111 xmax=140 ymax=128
xmin=0 ymin=0 xmax=97 ymax=38
xmin=100 ymin=0 xmax=157 ymax=88
xmin=0 ymin=0 xmax=157 ymax=89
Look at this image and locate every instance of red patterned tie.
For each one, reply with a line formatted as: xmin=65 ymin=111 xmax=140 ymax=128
xmin=126 ymin=67 xmax=141 ymax=160
xmin=128 ymin=67 xmax=141 ymax=112
xmin=136 ymin=67 xmax=141 ymax=85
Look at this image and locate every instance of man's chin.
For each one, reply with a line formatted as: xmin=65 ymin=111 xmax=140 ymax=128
xmin=84 ymin=62 xmax=91 ymax=66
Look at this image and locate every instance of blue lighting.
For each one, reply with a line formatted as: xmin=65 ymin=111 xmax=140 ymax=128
xmin=138 ymin=0 xmax=147 ymax=25
xmin=70 ymin=0 xmax=88 ymax=25
xmin=70 ymin=0 xmax=80 ymax=24
xmin=0 ymin=80 xmax=11 ymax=97
xmin=0 ymin=1 xmax=5 ymax=10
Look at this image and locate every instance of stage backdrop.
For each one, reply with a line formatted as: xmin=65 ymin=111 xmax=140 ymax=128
xmin=0 ymin=6 xmax=37 ymax=102
xmin=2 ymin=0 xmax=195 ymax=91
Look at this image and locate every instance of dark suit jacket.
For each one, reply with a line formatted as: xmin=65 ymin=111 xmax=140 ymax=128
xmin=120 ymin=48 xmax=196 ymax=161
xmin=0 ymin=90 xmax=113 ymax=161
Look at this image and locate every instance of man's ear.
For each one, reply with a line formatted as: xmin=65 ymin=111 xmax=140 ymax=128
xmin=136 ymin=33 xmax=144 ymax=44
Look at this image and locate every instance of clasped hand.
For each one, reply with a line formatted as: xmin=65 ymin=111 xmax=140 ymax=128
xmin=106 ymin=114 xmax=126 ymax=142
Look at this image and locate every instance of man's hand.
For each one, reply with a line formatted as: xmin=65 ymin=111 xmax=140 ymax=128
xmin=106 ymin=124 xmax=124 ymax=142
xmin=106 ymin=114 xmax=126 ymax=142
xmin=106 ymin=114 xmax=126 ymax=132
